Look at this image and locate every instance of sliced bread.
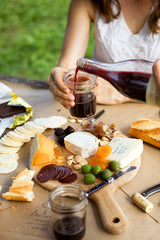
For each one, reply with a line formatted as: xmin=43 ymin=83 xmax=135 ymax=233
xmin=2 ymin=191 xmax=35 ymax=202
xmin=2 ymin=168 xmax=35 ymax=202
xmin=128 ymin=118 xmax=160 ymax=148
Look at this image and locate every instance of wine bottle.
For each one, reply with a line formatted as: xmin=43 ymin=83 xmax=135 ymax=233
xmin=76 ymin=58 xmax=160 ymax=107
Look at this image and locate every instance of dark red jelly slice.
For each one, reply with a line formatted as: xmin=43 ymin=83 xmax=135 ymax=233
xmin=58 ymin=166 xmax=73 ymax=181
xmin=37 ymin=164 xmax=58 ymax=183
xmin=59 ymin=173 xmax=77 ymax=183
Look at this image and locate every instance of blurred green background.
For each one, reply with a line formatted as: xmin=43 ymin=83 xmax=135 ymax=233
xmin=0 ymin=0 xmax=94 ymax=81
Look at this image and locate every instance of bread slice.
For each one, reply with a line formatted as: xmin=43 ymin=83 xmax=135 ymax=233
xmin=128 ymin=118 xmax=160 ymax=148
xmin=9 ymin=180 xmax=34 ymax=194
xmin=2 ymin=168 xmax=35 ymax=202
xmin=11 ymin=168 xmax=35 ymax=181
xmin=2 ymin=191 xmax=35 ymax=202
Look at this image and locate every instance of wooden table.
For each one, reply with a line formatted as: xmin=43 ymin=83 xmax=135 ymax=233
xmin=0 ymin=79 xmax=160 ymax=240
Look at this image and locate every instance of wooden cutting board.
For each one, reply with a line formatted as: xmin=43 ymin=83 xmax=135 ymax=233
xmin=30 ymin=134 xmax=141 ymax=234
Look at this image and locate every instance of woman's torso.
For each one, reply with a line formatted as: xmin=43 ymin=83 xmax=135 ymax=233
xmin=93 ymin=3 xmax=160 ymax=63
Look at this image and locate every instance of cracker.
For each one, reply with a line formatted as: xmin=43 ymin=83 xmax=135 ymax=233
xmin=0 ymin=153 xmax=19 ymax=165
xmin=34 ymin=118 xmax=48 ymax=127
xmin=24 ymin=121 xmax=46 ymax=132
xmin=0 ymin=136 xmax=24 ymax=147
xmin=0 ymin=143 xmax=20 ymax=154
xmin=35 ymin=116 xmax=67 ymax=129
xmin=0 ymin=159 xmax=18 ymax=173
xmin=14 ymin=126 xmax=37 ymax=137
xmin=6 ymin=131 xmax=31 ymax=143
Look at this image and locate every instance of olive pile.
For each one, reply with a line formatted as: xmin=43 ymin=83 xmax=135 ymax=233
xmin=55 ymin=126 xmax=74 ymax=145
xmin=81 ymin=160 xmax=120 ymax=185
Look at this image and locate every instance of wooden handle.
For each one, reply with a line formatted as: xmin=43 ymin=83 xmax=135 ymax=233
xmin=90 ymin=186 xmax=128 ymax=234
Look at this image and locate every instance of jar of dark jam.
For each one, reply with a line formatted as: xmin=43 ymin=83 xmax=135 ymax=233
xmin=48 ymin=184 xmax=88 ymax=240
xmin=64 ymin=69 xmax=97 ymax=119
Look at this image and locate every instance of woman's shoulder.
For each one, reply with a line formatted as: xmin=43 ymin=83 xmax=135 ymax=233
xmin=70 ymin=0 xmax=95 ymax=21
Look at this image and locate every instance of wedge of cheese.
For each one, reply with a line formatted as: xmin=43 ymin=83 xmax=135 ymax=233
xmin=106 ymin=137 xmax=143 ymax=168
xmin=64 ymin=132 xmax=99 ymax=158
xmin=30 ymin=133 xmax=55 ymax=166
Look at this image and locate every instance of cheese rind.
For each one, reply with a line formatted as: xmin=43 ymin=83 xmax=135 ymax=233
xmin=106 ymin=137 xmax=143 ymax=168
xmin=64 ymin=132 xmax=99 ymax=158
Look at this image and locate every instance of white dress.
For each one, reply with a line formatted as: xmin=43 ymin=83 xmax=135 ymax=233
xmin=93 ymin=7 xmax=160 ymax=63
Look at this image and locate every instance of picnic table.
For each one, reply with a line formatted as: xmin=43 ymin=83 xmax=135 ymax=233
xmin=0 ymin=77 xmax=160 ymax=240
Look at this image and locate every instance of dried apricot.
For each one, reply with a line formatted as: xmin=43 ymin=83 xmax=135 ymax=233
xmin=96 ymin=145 xmax=112 ymax=158
xmin=89 ymin=156 xmax=109 ymax=170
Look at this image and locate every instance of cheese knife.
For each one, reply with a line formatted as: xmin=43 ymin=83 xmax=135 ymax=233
xmin=89 ymin=109 xmax=106 ymax=123
xmin=86 ymin=166 xmax=137 ymax=197
xmin=86 ymin=165 xmax=136 ymax=197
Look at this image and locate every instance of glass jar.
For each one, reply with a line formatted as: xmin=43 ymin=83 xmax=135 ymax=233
xmin=48 ymin=184 xmax=88 ymax=240
xmin=64 ymin=69 xmax=97 ymax=119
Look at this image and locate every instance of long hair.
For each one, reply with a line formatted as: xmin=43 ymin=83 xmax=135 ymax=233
xmin=91 ymin=0 xmax=160 ymax=34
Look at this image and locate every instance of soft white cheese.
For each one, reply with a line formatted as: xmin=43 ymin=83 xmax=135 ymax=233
xmin=106 ymin=137 xmax=143 ymax=168
xmin=64 ymin=132 xmax=99 ymax=158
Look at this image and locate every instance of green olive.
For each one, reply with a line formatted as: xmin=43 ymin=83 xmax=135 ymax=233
xmin=92 ymin=165 xmax=101 ymax=176
xmin=100 ymin=169 xmax=111 ymax=180
xmin=84 ymin=173 xmax=96 ymax=185
xmin=81 ymin=164 xmax=92 ymax=174
xmin=108 ymin=161 xmax=119 ymax=171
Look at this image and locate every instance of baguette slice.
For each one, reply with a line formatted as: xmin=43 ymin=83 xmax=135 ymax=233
xmin=9 ymin=180 xmax=34 ymax=194
xmin=2 ymin=191 xmax=35 ymax=202
xmin=2 ymin=168 xmax=35 ymax=202
xmin=11 ymin=168 xmax=35 ymax=181
xmin=128 ymin=118 xmax=160 ymax=148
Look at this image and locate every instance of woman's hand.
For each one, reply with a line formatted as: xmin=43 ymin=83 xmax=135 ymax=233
xmin=95 ymin=77 xmax=135 ymax=105
xmin=47 ymin=67 xmax=75 ymax=109
xmin=152 ymin=59 xmax=160 ymax=96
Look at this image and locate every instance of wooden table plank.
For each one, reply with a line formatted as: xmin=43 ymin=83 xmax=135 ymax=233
xmin=0 ymin=81 xmax=160 ymax=240
xmin=0 ymin=74 xmax=49 ymax=89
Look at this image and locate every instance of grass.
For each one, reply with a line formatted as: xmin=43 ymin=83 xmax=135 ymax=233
xmin=0 ymin=0 xmax=94 ymax=80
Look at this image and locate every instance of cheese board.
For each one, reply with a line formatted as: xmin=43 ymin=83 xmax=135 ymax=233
xmin=29 ymin=125 xmax=142 ymax=234
xmin=0 ymin=114 xmax=142 ymax=234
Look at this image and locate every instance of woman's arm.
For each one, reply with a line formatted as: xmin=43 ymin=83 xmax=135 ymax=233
xmin=47 ymin=0 xmax=137 ymax=107
xmin=47 ymin=0 xmax=94 ymax=108
xmin=58 ymin=0 xmax=95 ymax=68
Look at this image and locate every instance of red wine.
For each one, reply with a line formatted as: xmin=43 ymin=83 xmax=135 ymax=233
xmin=53 ymin=216 xmax=85 ymax=240
xmin=73 ymin=68 xmax=79 ymax=94
xmin=77 ymin=65 xmax=151 ymax=101
xmin=76 ymin=58 xmax=160 ymax=106
xmin=70 ymin=92 xmax=96 ymax=118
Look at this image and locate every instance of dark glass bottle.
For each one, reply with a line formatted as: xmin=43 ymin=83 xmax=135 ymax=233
xmin=76 ymin=58 xmax=160 ymax=107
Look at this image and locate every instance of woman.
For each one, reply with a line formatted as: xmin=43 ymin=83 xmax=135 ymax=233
xmin=47 ymin=0 xmax=160 ymax=108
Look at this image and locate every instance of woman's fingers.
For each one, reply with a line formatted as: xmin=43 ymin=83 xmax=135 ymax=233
xmin=152 ymin=59 xmax=160 ymax=95
xmin=47 ymin=67 xmax=68 ymax=93
xmin=47 ymin=67 xmax=75 ymax=109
